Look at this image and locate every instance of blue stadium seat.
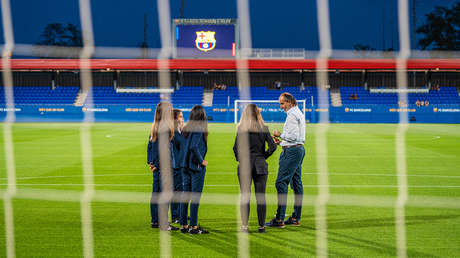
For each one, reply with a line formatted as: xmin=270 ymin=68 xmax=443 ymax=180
xmin=212 ymin=86 xmax=329 ymax=106
xmin=0 ymin=86 xmax=79 ymax=104
xmin=340 ymin=86 xmax=460 ymax=105
xmin=87 ymin=86 xmax=203 ymax=105
xmin=1 ymin=85 xmax=458 ymax=106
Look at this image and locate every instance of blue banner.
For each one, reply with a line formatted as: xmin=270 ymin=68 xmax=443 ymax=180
xmin=1 ymin=104 xmax=459 ymax=123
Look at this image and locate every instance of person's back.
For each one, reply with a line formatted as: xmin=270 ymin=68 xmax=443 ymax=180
xmin=234 ymin=126 xmax=276 ymax=161
xmin=147 ymin=102 xmax=178 ymax=231
xmin=233 ymin=104 xmax=276 ymax=233
xmin=248 ymin=126 xmax=271 ymax=157
xmin=179 ymin=105 xmax=209 ymax=234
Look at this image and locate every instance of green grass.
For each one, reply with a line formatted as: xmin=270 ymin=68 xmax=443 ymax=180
xmin=0 ymin=123 xmax=459 ymax=257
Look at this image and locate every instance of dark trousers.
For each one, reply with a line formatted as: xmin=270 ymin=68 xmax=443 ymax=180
xmin=238 ymin=171 xmax=267 ymax=227
xmin=275 ymin=146 xmax=305 ymax=221
xmin=170 ymin=168 xmax=183 ymax=220
xmin=180 ymin=167 xmax=206 ymax=227
xmin=150 ymin=171 xmax=168 ymax=226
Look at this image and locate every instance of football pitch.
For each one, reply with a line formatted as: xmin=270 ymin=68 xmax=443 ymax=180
xmin=0 ymin=123 xmax=459 ymax=257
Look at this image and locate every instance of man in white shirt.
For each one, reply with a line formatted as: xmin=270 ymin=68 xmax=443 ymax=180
xmin=267 ymin=92 xmax=306 ymax=228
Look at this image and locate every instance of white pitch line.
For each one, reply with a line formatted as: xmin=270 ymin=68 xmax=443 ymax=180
xmin=0 ymin=174 xmax=151 ymax=180
xmin=2 ymin=183 xmax=459 ymax=189
xmin=207 ymin=185 xmax=460 ymax=189
xmin=3 ymin=171 xmax=459 ymax=181
xmin=2 ymin=188 xmax=460 ymax=210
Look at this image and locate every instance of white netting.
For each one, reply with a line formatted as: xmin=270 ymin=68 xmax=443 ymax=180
xmin=1 ymin=0 xmax=459 ymax=258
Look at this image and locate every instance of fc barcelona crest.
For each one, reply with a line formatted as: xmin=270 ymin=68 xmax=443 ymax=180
xmin=195 ymin=31 xmax=216 ymax=52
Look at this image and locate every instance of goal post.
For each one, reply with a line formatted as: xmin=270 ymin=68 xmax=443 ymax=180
xmin=234 ymin=99 xmax=306 ymax=124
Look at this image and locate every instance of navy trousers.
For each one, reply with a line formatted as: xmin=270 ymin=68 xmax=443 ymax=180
xmin=150 ymin=171 xmax=163 ymax=224
xmin=170 ymin=168 xmax=183 ymax=220
xmin=180 ymin=167 xmax=206 ymax=227
xmin=275 ymin=146 xmax=305 ymax=221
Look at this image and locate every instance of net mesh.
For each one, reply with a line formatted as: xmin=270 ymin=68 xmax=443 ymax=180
xmin=1 ymin=0 xmax=459 ymax=257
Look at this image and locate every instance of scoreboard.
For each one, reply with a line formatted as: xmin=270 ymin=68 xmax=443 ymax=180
xmin=173 ymin=19 xmax=238 ymax=58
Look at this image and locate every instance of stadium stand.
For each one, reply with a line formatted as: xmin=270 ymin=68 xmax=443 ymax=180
xmin=172 ymin=86 xmax=203 ymax=104
xmin=212 ymin=86 xmax=240 ymax=105
xmin=340 ymin=86 xmax=460 ymax=105
xmin=0 ymin=86 xmax=79 ymax=104
xmin=90 ymin=86 xmax=159 ymax=105
xmin=2 ymin=84 xmax=458 ymax=107
xmin=88 ymin=86 xmax=203 ymax=105
xmin=212 ymin=86 xmax=329 ymax=106
xmin=0 ymin=85 xmax=204 ymax=105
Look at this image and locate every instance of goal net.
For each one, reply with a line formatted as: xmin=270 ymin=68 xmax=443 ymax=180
xmin=1 ymin=0 xmax=459 ymax=257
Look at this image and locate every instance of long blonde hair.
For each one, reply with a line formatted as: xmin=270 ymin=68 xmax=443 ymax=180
xmin=150 ymin=102 xmax=174 ymax=142
xmin=237 ymin=104 xmax=265 ymax=132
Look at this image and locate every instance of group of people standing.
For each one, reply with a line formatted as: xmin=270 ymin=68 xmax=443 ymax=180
xmin=148 ymin=104 xmax=209 ymax=234
xmin=147 ymin=92 xmax=305 ymax=234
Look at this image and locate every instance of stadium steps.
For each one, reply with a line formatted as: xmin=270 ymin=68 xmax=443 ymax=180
xmin=74 ymin=88 xmax=87 ymax=106
xmin=330 ymin=88 xmax=342 ymax=107
xmin=202 ymin=88 xmax=213 ymax=107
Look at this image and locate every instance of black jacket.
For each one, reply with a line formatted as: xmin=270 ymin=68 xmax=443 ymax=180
xmin=233 ymin=126 xmax=277 ymax=175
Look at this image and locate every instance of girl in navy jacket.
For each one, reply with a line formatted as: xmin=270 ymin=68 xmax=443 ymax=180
xmin=147 ymin=102 xmax=178 ymax=231
xmin=170 ymin=109 xmax=186 ymax=223
xmin=179 ymin=105 xmax=209 ymax=234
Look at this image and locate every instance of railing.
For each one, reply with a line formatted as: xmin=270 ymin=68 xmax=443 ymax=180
xmin=248 ymin=48 xmax=308 ymax=59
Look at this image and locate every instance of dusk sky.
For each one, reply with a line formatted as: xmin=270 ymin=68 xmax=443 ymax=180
xmin=1 ymin=0 xmax=459 ymax=53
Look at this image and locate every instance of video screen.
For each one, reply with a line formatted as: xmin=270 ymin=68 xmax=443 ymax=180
xmin=175 ymin=24 xmax=236 ymax=58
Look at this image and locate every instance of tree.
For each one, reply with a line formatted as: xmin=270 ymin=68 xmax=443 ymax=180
xmin=416 ymin=2 xmax=460 ymax=50
xmin=353 ymin=44 xmax=377 ymax=58
xmin=353 ymin=44 xmax=376 ymax=51
xmin=36 ymin=22 xmax=82 ymax=47
xmin=35 ymin=22 xmax=82 ymax=58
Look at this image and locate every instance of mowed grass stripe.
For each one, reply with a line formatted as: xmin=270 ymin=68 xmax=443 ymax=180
xmin=0 ymin=123 xmax=458 ymax=257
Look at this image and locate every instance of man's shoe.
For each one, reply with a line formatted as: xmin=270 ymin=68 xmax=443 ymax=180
xmin=240 ymin=225 xmax=249 ymax=233
xmin=258 ymin=227 xmax=266 ymax=233
xmin=265 ymin=218 xmax=285 ymax=228
xmin=284 ymin=216 xmax=300 ymax=226
xmin=151 ymin=222 xmax=159 ymax=228
xmin=172 ymin=217 xmax=180 ymax=224
xmin=189 ymin=226 xmax=209 ymax=234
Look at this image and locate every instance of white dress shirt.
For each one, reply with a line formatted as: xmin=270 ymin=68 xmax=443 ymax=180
xmin=280 ymin=105 xmax=305 ymax=147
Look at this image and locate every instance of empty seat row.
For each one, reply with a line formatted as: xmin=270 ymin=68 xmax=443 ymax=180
xmin=341 ymin=86 xmax=460 ymax=104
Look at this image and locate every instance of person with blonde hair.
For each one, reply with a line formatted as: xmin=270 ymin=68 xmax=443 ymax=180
xmin=170 ymin=109 xmax=186 ymax=223
xmin=147 ymin=102 xmax=178 ymax=231
xmin=233 ymin=104 xmax=277 ymax=233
